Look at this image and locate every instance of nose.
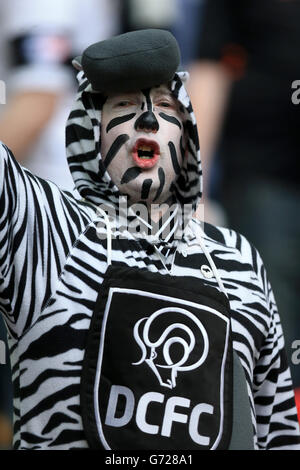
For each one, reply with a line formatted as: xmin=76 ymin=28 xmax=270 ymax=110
xmin=134 ymin=110 xmax=159 ymax=133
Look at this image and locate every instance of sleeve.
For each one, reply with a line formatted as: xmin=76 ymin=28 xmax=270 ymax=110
xmin=252 ymin=249 xmax=300 ymax=450
xmin=0 ymin=143 xmax=84 ymax=338
xmin=3 ymin=0 xmax=77 ymax=94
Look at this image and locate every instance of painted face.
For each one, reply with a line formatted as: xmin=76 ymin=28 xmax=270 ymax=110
xmin=100 ymin=84 xmax=186 ymax=205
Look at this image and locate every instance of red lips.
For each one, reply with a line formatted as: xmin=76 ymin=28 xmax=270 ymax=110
xmin=132 ymin=138 xmax=160 ymax=169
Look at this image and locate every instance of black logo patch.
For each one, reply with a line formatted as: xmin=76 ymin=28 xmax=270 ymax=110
xmin=81 ymin=266 xmax=233 ymax=450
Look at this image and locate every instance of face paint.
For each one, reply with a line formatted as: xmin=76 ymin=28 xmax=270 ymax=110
xmin=168 ymin=141 xmax=181 ymax=175
xmin=100 ymin=84 xmax=185 ymax=205
xmin=180 ymin=136 xmax=186 ymax=161
xmin=141 ymin=179 xmax=152 ymax=200
xmin=104 ymin=134 xmax=130 ymax=169
xmin=120 ymin=166 xmax=142 ymax=185
xmin=106 ymin=113 xmax=136 ymax=133
xmin=134 ymin=89 xmax=160 ymax=134
xmin=134 ymin=110 xmax=159 ymax=133
xmin=153 ymin=167 xmax=166 ymax=202
xmin=158 ymin=112 xmax=182 ymax=129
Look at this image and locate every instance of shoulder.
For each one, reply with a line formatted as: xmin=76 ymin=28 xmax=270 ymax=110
xmin=195 ymin=219 xmax=257 ymax=253
xmin=0 ymin=141 xmax=12 ymax=159
xmin=193 ymin=219 xmax=264 ymax=278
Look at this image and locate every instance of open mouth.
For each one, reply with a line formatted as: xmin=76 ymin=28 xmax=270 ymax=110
xmin=132 ymin=138 xmax=160 ymax=169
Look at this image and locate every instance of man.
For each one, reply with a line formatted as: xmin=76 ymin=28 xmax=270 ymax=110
xmin=0 ymin=29 xmax=299 ymax=450
xmin=188 ymin=0 xmax=300 ymax=394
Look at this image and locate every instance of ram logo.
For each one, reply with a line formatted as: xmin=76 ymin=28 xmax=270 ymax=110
xmin=132 ymin=307 xmax=209 ymax=389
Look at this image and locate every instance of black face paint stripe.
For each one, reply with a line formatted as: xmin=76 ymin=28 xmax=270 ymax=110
xmin=134 ymin=110 xmax=159 ymax=132
xmin=104 ymin=134 xmax=130 ymax=168
xmin=153 ymin=167 xmax=165 ymax=201
xmin=120 ymin=166 xmax=142 ymax=185
xmin=141 ymin=89 xmax=152 ymax=111
xmin=141 ymin=179 xmax=152 ymax=199
xmin=106 ymin=113 xmax=136 ymax=133
xmin=134 ymin=89 xmax=159 ymax=132
xmin=159 ymin=112 xmax=182 ymax=129
xmin=180 ymin=136 xmax=186 ymax=160
xmin=168 ymin=141 xmax=181 ymax=175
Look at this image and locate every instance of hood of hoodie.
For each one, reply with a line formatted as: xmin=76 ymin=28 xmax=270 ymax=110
xmin=65 ymin=68 xmax=202 ymax=223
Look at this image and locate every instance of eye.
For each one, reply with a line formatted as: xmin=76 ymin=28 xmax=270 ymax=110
xmin=157 ymin=101 xmax=172 ymax=108
xmin=114 ymin=100 xmax=134 ymax=108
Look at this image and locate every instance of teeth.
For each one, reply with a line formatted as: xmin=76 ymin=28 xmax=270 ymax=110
xmin=137 ymin=144 xmax=155 ymax=159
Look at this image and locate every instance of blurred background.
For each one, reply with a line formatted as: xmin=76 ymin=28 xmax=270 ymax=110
xmin=0 ymin=0 xmax=299 ymax=448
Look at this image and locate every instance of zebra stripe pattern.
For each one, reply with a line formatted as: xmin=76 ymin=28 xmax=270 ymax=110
xmin=1 ymin=144 xmax=299 ymax=448
xmin=0 ymin=64 xmax=299 ymax=449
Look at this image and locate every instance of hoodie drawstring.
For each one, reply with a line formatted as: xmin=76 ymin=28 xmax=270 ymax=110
xmin=96 ymin=212 xmax=228 ymax=298
xmin=96 ymin=207 xmax=112 ymax=266
xmin=196 ymin=233 xmax=228 ymax=298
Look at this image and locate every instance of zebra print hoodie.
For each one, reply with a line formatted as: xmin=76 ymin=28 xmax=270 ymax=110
xmin=0 ymin=66 xmax=299 ymax=450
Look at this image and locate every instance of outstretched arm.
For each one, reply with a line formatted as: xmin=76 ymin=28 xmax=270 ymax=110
xmin=0 ymin=143 xmax=86 ymax=337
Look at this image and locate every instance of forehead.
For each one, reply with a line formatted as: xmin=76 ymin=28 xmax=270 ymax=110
xmin=104 ymin=84 xmax=175 ymax=103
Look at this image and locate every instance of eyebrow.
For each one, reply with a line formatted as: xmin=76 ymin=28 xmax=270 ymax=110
xmin=106 ymin=88 xmax=175 ymax=105
xmin=152 ymin=89 xmax=173 ymax=99
xmin=107 ymin=93 xmax=139 ymax=103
